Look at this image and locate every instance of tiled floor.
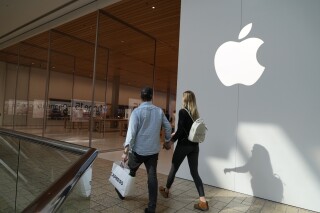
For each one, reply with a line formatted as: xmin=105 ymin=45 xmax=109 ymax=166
xmin=3 ymin=127 xmax=318 ymax=213
xmin=90 ymin=157 xmax=316 ymax=213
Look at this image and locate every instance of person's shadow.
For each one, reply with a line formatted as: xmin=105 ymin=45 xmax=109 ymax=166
xmin=224 ymin=144 xmax=283 ymax=202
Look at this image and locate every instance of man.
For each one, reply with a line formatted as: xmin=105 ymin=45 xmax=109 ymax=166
xmin=121 ymin=87 xmax=171 ymax=213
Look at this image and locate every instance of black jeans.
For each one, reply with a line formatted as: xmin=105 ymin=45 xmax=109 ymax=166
xmin=128 ymin=152 xmax=158 ymax=212
xmin=166 ymin=143 xmax=205 ymax=197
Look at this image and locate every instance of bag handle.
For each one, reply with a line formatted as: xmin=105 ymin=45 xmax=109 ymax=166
xmin=120 ymin=161 xmax=129 ymax=169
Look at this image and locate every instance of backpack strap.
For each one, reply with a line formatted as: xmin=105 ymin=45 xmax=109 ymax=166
xmin=182 ymin=108 xmax=193 ymax=140
xmin=183 ymin=108 xmax=194 ymax=122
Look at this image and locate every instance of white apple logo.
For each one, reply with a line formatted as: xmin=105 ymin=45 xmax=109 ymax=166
xmin=214 ymin=23 xmax=265 ymax=86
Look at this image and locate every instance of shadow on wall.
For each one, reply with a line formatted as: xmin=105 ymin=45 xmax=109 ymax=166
xmin=224 ymin=144 xmax=283 ymax=202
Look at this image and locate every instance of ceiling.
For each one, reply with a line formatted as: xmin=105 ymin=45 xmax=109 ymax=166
xmin=0 ymin=0 xmax=181 ymax=93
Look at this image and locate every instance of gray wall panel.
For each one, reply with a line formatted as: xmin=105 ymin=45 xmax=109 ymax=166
xmin=178 ymin=0 xmax=320 ymax=211
xmin=176 ymin=0 xmax=241 ymax=190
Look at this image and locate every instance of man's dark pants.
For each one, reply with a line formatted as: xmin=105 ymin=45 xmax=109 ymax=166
xmin=128 ymin=151 xmax=158 ymax=213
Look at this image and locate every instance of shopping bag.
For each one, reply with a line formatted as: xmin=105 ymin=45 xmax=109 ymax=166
xmin=108 ymin=161 xmax=135 ymax=197
xmin=76 ymin=165 xmax=92 ymax=197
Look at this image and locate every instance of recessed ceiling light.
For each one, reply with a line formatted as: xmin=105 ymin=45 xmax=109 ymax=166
xmin=152 ymin=6 xmax=155 ymax=9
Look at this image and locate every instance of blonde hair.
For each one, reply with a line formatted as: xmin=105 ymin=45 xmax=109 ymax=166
xmin=182 ymin=90 xmax=199 ymax=120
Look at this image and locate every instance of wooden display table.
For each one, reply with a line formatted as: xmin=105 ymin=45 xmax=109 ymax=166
xmin=94 ymin=118 xmax=128 ymax=136
xmin=64 ymin=117 xmax=90 ymax=129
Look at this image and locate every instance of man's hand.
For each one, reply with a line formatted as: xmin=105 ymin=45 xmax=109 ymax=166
xmin=122 ymin=152 xmax=128 ymax=162
xmin=122 ymin=146 xmax=129 ymax=162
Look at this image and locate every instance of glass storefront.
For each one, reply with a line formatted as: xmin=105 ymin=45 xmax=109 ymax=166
xmin=0 ymin=11 xmax=177 ymax=152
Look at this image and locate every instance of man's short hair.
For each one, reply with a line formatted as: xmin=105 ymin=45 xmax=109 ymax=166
xmin=141 ymin=87 xmax=153 ymax=101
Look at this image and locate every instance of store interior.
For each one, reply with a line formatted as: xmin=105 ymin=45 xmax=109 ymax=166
xmin=0 ymin=0 xmax=181 ymax=163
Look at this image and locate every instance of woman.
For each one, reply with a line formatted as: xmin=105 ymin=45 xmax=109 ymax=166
xmin=160 ymin=90 xmax=209 ymax=211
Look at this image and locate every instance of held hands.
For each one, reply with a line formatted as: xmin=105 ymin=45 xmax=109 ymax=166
xmin=163 ymin=141 xmax=173 ymax=150
xmin=162 ymin=132 xmax=176 ymax=150
xmin=163 ymin=142 xmax=170 ymax=150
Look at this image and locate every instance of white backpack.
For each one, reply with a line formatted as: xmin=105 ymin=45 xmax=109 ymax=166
xmin=184 ymin=109 xmax=207 ymax=143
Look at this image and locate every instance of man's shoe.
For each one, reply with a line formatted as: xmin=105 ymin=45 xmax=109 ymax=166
xmin=194 ymin=201 xmax=209 ymax=211
xmin=159 ymin=186 xmax=169 ymax=198
xmin=115 ymin=188 xmax=125 ymax=200
xmin=144 ymin=208 xmax=155 ymax=213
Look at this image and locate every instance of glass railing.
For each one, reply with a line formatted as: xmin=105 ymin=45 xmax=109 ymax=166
xmin=0 ymin=128 xmax=98 ymax=212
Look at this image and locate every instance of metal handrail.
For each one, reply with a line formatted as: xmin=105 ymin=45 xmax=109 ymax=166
xmin=0 ymin=128 xmax=98 ymax=213
xmin=0 ymin=128 xmax=90 ymax=154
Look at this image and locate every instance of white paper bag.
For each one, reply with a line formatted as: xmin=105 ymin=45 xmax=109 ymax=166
xmin=108 ymin=161 xmax=135 ymax=197
xmin=76 ymin=165 xmax=92 ymax=197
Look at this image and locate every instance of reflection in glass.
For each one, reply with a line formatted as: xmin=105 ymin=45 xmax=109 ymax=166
xmin=16 ymin=139 xmax=80 ymax=211
xmin=0 ymin=9 xmax=177 ymax=152
xmin=0 ymin=135 xmax=19 ymax=212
